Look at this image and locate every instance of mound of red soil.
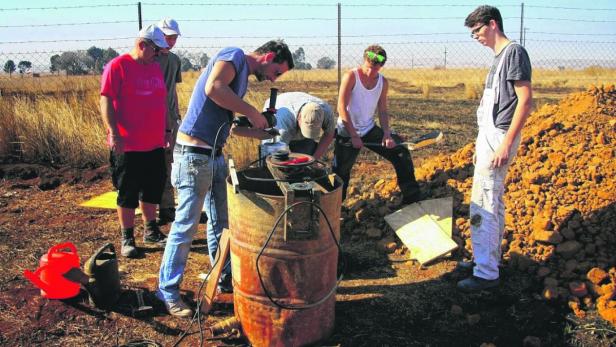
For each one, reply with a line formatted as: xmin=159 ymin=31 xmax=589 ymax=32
xmin=414 ymin=84 xmax=616 ymax=322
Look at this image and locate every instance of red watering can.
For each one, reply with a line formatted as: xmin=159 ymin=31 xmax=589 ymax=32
xmin=23 ymin=242 xmax=81 ymax=299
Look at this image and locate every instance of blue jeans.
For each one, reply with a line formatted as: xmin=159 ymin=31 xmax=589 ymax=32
xmin=157 ymin=150 xmax=229 ymax=301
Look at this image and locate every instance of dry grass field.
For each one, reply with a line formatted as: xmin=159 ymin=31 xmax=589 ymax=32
xmin=1 ymin=68 xmax=615 ymax=346
xmin=1 ymin=67 xmax=614 ymax=168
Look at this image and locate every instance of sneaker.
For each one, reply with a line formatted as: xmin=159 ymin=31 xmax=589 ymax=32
xmin=157 ymin=208 xmax=175 ymax=226
xmin=121 ymin=228 xmax=139 ymax=258
xmin=144 ymin=224 xmax=167 ymax=245
xmin=161 ymin=297 xmax=194 ymax=318
xmin=457 ymin=275 xmax=499 ymax=293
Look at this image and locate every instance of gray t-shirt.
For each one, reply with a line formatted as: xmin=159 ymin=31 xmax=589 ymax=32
xmin=155 ymin=52 xmax=182 ymax=125
xmin=262 ymin=92 xmax=336 ymax=144
xmin=485 ymin=43 xmax=532 ymax=130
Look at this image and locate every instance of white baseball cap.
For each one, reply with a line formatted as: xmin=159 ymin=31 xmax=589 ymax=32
xmin=158 ymin=18 xmax=181 ymax=36
xmin=138 ymin=24 xmax=169 ymax=49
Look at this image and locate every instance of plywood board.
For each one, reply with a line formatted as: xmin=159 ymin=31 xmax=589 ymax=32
xmin=79 ymin=191 xmax=142 ymax=214
xmin=385 ymin=197 xmax=456 ymax=265
xmin=200 ymin=228 xmax=231 ymax=315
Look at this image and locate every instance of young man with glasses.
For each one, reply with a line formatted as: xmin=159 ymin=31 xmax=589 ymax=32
xmin=155 ymin=18 xmax=183 ymax=226
xmin=457 ymin=5 xmax=532 ymax=292
xmin=333 ymin=44 xmax=422 ymax=204
xmin=157 ymin=40 xmax=294 ymax=317
xmin=100 ymin=24 xmax=170 ymax=258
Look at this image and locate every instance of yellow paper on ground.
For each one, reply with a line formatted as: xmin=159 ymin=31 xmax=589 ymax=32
xmin=79 ymin=191 xmax=141 ymax=214
xmin=384 ymin=197 xmax=456 ymax=265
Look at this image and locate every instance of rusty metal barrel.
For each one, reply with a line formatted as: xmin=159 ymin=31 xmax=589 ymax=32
xmin=227 ymin=164 xmax=342 ymax=347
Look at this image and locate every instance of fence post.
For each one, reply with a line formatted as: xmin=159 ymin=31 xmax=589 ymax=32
xmin=444 ymin=46 xmax=447 ymax=69
xmin=337 ymin=2 xmax=341 ymax=89
xmin=519 ymin=2 xmax=524 ymax=44
xmin=138 ymin=2 xmax=143 ymax=30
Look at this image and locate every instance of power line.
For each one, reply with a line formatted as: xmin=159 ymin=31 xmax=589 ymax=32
xmin=343 ymin=3 xmax=517 ymax=7
xmin=182 ymin=32 xmax=467 ymax=39
xmin=528 ymin=39 xmax=616 ymax=44
xmin=148 ymin=17 xmax=335 ymax=22
xmin=0 ymin=38 xmax=134 ymax=45
xmin=525 ymin=5 xmax=616 ymax=11
xmin=0 ymin=21 xmax=134 ymax=28
xmin=0 ymin=47 xmax=132 ymax=55
xmin=526 ymin=17 xmax=616 ymax=23
xmin=528 ymin=31 xmax=616 ymax=36
xmin=0 ymin=4 xmax=133 ymax=11
xmin=142 ymin=2 xmax=334 ymax=6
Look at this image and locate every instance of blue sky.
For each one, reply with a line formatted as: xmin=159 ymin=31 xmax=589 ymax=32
xmin=1 ymin=1 xmax=615 ymax=71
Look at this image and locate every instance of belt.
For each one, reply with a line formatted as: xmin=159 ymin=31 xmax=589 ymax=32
xmin=174 ymin=144 xmax=223 ymax=157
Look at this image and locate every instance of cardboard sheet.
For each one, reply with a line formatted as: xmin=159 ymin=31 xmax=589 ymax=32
xmin=385 ymin=197 xmax=456 ymax=264
xmin=79 ymin=191 xmax=142 ymax=214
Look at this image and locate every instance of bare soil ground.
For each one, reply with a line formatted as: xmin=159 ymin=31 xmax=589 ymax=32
xmin=1 ymin=85 xmax=615 ymax=346
xmin=0 ymin=161 xmax=606 ymax=347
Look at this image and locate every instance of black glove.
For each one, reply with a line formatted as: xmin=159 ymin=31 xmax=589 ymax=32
xmin=261 ymin=111 xmax=277 ymax=128
xmin=233 ymin=111 xmax=277 ymax=128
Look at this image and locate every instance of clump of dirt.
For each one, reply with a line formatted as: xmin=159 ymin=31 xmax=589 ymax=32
xmin=409 ymin=84 xmax=616 ymax=322
xmin=0 ymin=163 xmax=108 ymax=190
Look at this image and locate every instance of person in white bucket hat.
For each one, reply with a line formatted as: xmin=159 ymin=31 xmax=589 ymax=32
xmin=155 ymin=18 xmax=183 ymax=226
xmin=100 ymin=24 xmax=169 ymax=259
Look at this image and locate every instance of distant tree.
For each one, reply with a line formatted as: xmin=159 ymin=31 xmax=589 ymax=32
xmin=3 ymin=60 xmax=16 ymax=77
xmin=292 ymin=47 xmax=312 ymax=70
xmin=316 ymin=56 xmax=335 ymax=69
xmin=57 ymin=51 xmax=89 ymax=75
xmin=101 ymin=48 xmax=119 ymax=69
xmin=50 ymin=54 xmax=61 ymax=74
xmin=180 ymin=57 xmax=193 ymax=72
xmin=17 ymin=60 xmax=32 ymax=75
xmin=199 ymin=53 xmax=210 ymax=68
xmin=86 ymin=46 xmax=105 ymax=72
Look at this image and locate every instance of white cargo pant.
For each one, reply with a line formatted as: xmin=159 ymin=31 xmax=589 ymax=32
xmin=470 ymin=128 xmax=520 ymax=280
xmin=470 ymin=43 xmax=520 ymax=280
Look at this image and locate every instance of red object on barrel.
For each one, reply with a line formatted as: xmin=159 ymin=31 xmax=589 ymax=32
xmin=276 ymin=156 xmax=311 ymax=166
xmin=23 ymin=242 xmax=81 ymax=299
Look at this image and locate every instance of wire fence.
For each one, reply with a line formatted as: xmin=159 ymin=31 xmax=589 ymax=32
xmin=1 ymin=2 xmax=616 ymax=99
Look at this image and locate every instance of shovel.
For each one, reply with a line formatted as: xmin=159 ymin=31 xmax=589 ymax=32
xmin=342 ymin=130 xmax=444 ymax=150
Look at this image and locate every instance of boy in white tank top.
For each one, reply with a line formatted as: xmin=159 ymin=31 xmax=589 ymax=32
xmin=333 ymin=45 xmax=422 ymax=204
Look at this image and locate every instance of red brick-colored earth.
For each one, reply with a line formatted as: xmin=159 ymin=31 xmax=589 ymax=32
xmin=1 ymin=85 xmax=614 ymax=346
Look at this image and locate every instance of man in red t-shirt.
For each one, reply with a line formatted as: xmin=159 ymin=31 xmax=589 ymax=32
xmin=100 ymin=24 xmax=172 ymax=258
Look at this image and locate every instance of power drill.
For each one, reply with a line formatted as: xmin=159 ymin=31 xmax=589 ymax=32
xmin=233 ymin=87 xmax=278 ymax=128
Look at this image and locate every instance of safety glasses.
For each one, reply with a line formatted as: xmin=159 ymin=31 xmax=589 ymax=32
xmin=470 ymin=24 xmax=486 ymax=38
xmin=366 ymin=51 xmax=385 ymax=64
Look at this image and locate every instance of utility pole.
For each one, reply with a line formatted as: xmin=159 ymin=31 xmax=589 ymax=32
xmin=519 ymin=2 xmax=524 ymax=43
xmin=337 ymin=3 xmax=342 ymax=89
xmin=138 ymin=2 xmax=142 ymax=30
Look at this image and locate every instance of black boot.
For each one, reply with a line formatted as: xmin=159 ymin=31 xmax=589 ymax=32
xmin=144 ymin=220 xmax=167 ymax=245
xmin=121 ymin=227 xmax=139 ymax=258
xmin=401 ymin=182 xmax=424 ymax=204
